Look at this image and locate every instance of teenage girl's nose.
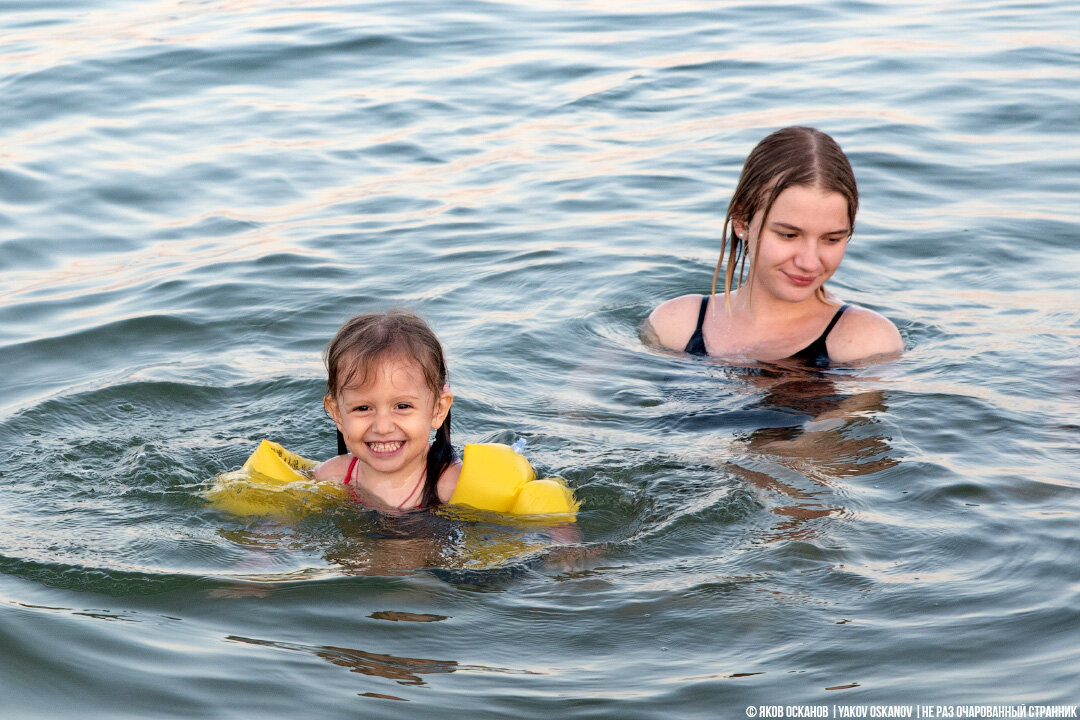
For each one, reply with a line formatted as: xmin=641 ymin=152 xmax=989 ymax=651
xmin=793 ymin=239 xmax=821 ymax=271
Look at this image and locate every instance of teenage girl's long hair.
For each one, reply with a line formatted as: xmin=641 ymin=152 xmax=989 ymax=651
xmin=712 ymin=126 xmax=858 ymax=307
xmin=325 ymin=311 xmax=454 ymax=509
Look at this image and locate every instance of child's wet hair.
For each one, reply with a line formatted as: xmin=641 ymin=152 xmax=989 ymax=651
xmin=324 ymin=311 xmax=454 ymax=509
xmin=324 ymin=311 xmax=447 ymax=403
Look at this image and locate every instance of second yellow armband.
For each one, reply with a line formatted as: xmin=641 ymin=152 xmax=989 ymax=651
xmin=449 ymin=442 xmax=579 ymax=518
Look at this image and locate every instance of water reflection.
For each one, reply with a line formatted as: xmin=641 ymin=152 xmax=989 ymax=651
xmin=369 ymin=610 xmax=448 ymax=623
xmin=211 ymin=504 xmax=580 ymax=585
xmin=322 ymin=510 xmax=585 ymax=577
xmin=228 ymin=632 xmax=537 ymax=701
xmin=228 ymin=635 xmax=459 ymax=688
xmin=719 ymin=364 xmax=899 ymax=542
xmin=741 ymin=367 xmax=898 ymax=476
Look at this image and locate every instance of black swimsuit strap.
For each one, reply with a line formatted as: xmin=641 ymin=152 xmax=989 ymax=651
xmin=790 ymin=304 xmax=850 ymax=366
xmin=819 ymin=304 xmax=849 ymax=338
xmin=683 ymin=295 xmax=710 ymax=356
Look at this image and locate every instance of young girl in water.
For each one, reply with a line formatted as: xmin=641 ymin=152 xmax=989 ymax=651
xmin=647 ymin=126 xmax=903 ymax=365
xmin=312 ymin=311 xmax=461 ymax=511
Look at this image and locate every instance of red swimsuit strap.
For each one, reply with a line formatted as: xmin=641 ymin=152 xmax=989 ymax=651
xmin=343 ymin=455 xmax=359 ymax=485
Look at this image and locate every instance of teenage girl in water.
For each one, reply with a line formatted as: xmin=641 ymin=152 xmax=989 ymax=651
xmin=313 ymin=311 xmax=461 ymax=511
xmin=646 ymin=126 xmax=903 ymax=365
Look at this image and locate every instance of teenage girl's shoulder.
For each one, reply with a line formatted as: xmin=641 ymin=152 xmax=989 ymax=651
xmin=829 ymin=304 xmax=904 ymax=364
xmin=436 ymin=459 xmax=463 ymax=504
xmin=312 ymin=453 xmax=351 ymax=483
xmin=645 ymin=293 xmax=708 ymax=351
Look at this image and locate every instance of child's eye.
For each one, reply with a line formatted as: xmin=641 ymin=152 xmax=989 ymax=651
xmin=396 ymin=402 xmax=413 ymax=410
xmin=352 ymin=405 xmax=371 ymax=412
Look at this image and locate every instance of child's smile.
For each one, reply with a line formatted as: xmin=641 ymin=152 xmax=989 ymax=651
xmin=367 ymin=440 xmax=405 ymax=456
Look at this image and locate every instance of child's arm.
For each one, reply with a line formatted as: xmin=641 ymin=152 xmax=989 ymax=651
xmin=435 ymin=461 xmax=463 ymax=504
xmin=312 ymin=453 xmax=350 ymax=483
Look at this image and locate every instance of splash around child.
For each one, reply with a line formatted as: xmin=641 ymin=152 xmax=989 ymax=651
xmin=206 ymin=311 xmax=578 ymax=519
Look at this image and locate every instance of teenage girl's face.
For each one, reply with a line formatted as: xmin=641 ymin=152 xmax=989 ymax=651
xmin=325 ymin=358 xmax=452 ymax=479
xmin=736 ymin=185 xmax=851 ymax=304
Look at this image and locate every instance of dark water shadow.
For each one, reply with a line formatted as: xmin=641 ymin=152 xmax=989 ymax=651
xmin=226 ymin=631 xmax=540 ymax=702
xmin=712 ymin=361 xmax=901 ymax=545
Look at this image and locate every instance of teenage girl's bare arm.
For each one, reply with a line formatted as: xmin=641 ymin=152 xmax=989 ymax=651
xmin=644 ymin=294 xmax=706 ymax=351
xmin=826 ymin=305 xmax=904 ymax=364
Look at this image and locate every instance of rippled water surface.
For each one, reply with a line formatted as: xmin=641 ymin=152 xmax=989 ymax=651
xmin=2 ymin=0 xmax=1079 ymax=717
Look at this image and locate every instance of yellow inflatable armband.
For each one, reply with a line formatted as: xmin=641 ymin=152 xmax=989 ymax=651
xmin=207 ymin=439 xmax=578 ymax=520
xmin=449 ymin=442 xmax=579 ymax=519
xmin=243 ymin=439 xmax=318 ymax=482
xmin=205 ymin=440 xmax=346 ymax=517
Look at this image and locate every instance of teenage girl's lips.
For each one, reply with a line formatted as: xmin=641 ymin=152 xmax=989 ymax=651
xmin=783 ymin=271 xmax=816 ymax=287
xmin=366 ymin=441 xmax=405 ymax=457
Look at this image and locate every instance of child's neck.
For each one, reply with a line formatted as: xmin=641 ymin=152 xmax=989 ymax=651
xmin=351 ymin=456 xmax=427 ymax=508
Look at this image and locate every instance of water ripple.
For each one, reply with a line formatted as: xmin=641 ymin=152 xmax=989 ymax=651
xmin=3 ymin=0 xmax=1080 ymax=713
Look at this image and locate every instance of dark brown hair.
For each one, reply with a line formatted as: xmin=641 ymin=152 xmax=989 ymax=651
xmin=324 ymin=311 xmax=453 ymax=508
xmin=712 ymin=126 xmax=858 ymax=304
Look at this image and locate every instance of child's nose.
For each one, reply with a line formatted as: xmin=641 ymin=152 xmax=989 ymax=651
xmin=372 ymin=410 xmax=395 ymax=434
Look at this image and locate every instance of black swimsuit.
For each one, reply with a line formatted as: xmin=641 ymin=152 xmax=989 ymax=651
xmin=683 ymin=296 xmax=850 ymax=366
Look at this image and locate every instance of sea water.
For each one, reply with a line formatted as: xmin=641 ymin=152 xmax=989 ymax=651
xmin=1 ymin=0 xmax=1079 ymax=717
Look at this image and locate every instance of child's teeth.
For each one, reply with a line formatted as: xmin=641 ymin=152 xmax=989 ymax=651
xmin=370 ymin=441 xmax=402 ymax=453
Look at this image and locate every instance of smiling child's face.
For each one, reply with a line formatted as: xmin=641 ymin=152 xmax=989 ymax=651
xmin=325 ymin=357 xmax=451 ymax=480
